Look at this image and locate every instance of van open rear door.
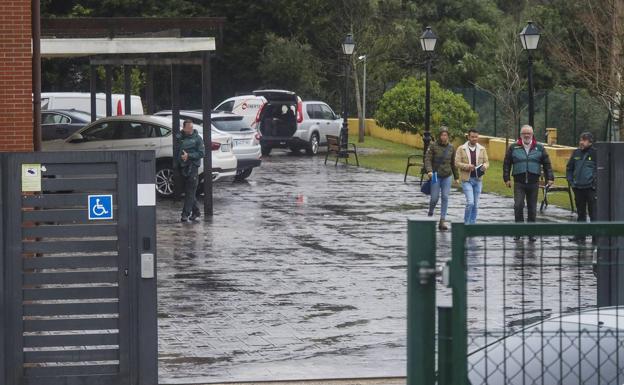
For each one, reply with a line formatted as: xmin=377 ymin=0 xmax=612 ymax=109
xmin=252 ymin=89 xmax=297 ymax=103
xmin=253 ymin=90 xmax=301 ymax=138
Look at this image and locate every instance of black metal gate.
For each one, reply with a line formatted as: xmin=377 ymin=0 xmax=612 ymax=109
xmin=1 ymin=151 xmax=157 ymax=385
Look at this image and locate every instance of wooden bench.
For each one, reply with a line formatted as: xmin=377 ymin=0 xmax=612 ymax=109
xmin=540 ymin=175 xmax=575 ymax=213
xmin=404 ymin=153 xmax=425 ymax=184
xmin=324 ymin=134 xmax=359 ymax=166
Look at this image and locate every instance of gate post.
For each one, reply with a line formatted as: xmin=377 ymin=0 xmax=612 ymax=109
xmin=450 ymin=223 xmax=468 ymax=384
xmin=407 ymin=220 xmax=436 ymax=385
xmin=134 ymin=151 xmax=158 ymax=385
xmin=437 ymin=305 xmax=453 ymax=385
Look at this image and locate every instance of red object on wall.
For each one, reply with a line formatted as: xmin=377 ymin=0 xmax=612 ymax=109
xmin=117 ymin=100 xmax=123 ymax=115
xmin=0 ymin=0 xmax=34 ymax=151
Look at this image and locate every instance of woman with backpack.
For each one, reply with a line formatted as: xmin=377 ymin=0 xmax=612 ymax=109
xmin=424 ymin=126 xmax=459 ymax=230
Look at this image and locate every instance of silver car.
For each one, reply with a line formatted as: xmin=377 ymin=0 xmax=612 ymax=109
xmin=468 ymin=307 xmax=624 ymax=384
xmin=298 ymin=100 xmax=343 ymax=155
xmin=253 ymin=90 xmax=342 ymax=156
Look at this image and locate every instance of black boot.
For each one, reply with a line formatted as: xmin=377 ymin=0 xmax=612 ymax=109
xmin=189 ymin=208 xmax=201 ymax=221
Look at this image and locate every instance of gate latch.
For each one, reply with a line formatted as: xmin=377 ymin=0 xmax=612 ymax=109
xmin=418 ymin=261 xmax=437 ymax=285
xmin=418 ymin=261 xmax=449 ymax=286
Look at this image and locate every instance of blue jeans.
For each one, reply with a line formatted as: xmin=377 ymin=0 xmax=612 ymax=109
xmin=429 ymin=176 xmax=452 ymax=220
xmin=462 ymin=177 xmax=482 ymax=224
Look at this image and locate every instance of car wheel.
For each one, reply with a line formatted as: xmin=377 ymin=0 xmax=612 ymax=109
xmin=155 ymin=163 xmax=175 ymax=198
xmin=261 ymin=146 xmax=272 ymax=156
xmin=306 ymin=132 xmax=319 ymax=155
xmin=234 ymin=168 xmax=253 ymax=182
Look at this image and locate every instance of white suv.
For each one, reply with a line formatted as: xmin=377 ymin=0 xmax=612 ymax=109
xmin=297 ymin=100 xmax=343 ymax=155
xmin=253 ymin=90 xmax=342 ymax=156
xmin=42 ymin=115 xmax=238 ymax=197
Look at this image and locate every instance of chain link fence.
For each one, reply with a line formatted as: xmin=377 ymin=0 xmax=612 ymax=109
xmin=465 ymin=235 xmax=623 ymax=384
xmin=453 ymin=88 xmax=612 ymax=146
xmin=408 ymin=221 xmax=624 ymax=385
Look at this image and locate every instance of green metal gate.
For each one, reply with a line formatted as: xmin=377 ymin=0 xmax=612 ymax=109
xmin=408 ymin=220 xmax=624 ymax=385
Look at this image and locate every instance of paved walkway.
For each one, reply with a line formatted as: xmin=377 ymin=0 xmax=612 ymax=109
xmin=156 ymin=150 xmax=574 ymax=384
xmin=191 ymin=378 xmax=406 ymax=385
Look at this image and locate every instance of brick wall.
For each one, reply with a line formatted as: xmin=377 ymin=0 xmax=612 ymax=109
xmin=0 ymin=1 xmax=33 ymax=152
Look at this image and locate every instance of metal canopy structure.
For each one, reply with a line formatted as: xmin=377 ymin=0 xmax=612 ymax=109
xmin=38 ymin=17 xmax=222 ymax=217
xmin=41 ymin=37 xmax=216 ymax=58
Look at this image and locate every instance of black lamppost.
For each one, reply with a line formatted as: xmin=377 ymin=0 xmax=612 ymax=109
xmin=519 ymin=21 xmax=541 ymax=129
xmin=420 ymin=26 xmax=437 ymax=156
xmin=341 ymin=33 xmax=355 ymax=155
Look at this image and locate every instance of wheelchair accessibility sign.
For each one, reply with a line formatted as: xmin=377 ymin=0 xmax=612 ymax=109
xmin=88 ymin=195 xmax=113 ymax=220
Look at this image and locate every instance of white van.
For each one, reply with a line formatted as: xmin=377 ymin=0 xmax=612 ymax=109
xmin=214 ymin=95 xmax=265 ymax=129
xmin=41 ymin=92 xmax=144 ymax=116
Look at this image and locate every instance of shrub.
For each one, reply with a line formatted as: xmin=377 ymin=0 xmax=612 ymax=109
xmin=375 ymin=77 xmax=478 ymax=139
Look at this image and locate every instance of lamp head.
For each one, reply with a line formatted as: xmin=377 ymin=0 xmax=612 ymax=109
xmin=420 ymin=26 xmax=437 ymax=52
xmin=342 ymin=33 xmax=355 ymax=55
xmin=519 ymin=21 xmax=540 ymax=50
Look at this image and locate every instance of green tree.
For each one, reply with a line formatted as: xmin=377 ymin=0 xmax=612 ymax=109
xmin=402 ymin=0 xmax=503 ymax=87
xmin=258 ymin=34 xmax=325 ymax=99
xmin=375 ymin=77 xmax=478 ymax=138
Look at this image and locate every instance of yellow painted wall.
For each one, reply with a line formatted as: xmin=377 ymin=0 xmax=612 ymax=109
xmin=347 ymin=118 xmax=575 ymax=173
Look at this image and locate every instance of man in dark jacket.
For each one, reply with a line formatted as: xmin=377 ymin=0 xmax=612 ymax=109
xmin=503 ymin=125 xmax=554 ymax=231
xmin=566 ymin=132 xmax=597 ymax=235
xmin=176 ymin=119 xmax=205 ymax=222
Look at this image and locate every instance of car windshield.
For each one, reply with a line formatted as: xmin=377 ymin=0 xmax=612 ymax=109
xmin=212 ymin=118 xmax=253 ymax=132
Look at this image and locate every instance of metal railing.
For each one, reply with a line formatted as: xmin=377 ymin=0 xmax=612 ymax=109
xmin=452 ymin=87 xmax=612 ymax=146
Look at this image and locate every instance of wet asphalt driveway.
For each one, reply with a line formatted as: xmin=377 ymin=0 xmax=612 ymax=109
xmin=156 ymin=150 xmax=575 ymax=384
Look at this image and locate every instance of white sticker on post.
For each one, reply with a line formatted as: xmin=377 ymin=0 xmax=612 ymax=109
xmin=21 ymin=164 xmax=41 ymax=192
xmin=141 ymin=253 xmax=155 ymax=279
xmin=137 ymin=184 xmax=156 ymax=206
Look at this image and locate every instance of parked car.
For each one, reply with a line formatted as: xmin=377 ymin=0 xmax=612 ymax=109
xmin=42 ymin=115 xmax=237 ymax=197
xmin=253 ymin=90 xmax=342 ymax=156
xmin=298 ymin=100 xmax=343 ymax=154
xmin=154 ymin=110 xmax=261 ymax=181
xmin=468 ymin=307 xmax=624 ymax=384
xmin=41 ymin=92 xmax=144 ymax=116
xmin=41 ymin=109 xmax=92 ymax=141
xmin=214 ymin=94 xmax=265 ymax=129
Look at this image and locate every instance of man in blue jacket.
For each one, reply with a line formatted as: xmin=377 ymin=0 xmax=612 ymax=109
xmin=566 ymin=132 xmax=597 ymax=241
xmin=503 ymin=125 xmax=554 ymax=238
xmin=176 ymin=119 xmax=205 ymax=222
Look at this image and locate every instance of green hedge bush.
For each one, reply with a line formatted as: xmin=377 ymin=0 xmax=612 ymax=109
xmin=375 ymin=77 xmax=478 ymax=139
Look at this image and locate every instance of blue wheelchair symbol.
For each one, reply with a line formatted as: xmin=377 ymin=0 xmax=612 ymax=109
xmin=88 ymin=195 xmax=113 ymax=220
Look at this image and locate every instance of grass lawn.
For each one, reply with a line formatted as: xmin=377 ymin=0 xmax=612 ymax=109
xmin=355 ymin=136 xmax=574 ymax=210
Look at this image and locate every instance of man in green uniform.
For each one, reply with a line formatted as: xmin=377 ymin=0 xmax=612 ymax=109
xmin=566 ymin=132 xmax=597 ymax=241
xmin=176 ymin=119 xmax=205 ymax=222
